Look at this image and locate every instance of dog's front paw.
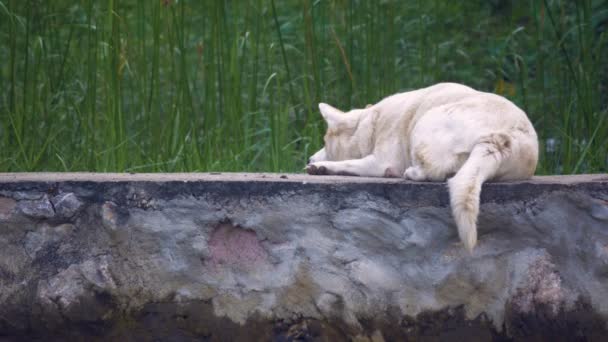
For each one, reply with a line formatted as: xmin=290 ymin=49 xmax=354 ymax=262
xmin=306 ymin=163 xmax=329 ymax=175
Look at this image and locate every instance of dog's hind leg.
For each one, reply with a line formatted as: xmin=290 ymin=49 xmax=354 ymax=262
xmin=404 ymin=144 xmax=468 ymax=181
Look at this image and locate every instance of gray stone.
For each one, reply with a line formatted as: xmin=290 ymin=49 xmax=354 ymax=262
xmin=590 ymin=199 xmax=608 ymax=220
xmin=0 ymin=190 xmax=43 ymax=200
xmin=17 ymin=195 xmax=55 ymax=219
xmin=25 ymin=223 xmax=75 ymax=258
xmin=51 ymin=192 xmax=83 ymax=218
xmin=0 ymin=172 xmax=607 ymax=341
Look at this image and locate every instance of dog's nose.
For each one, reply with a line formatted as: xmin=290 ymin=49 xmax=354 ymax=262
xmin=307 ymin=158 xmax=312 ymax=164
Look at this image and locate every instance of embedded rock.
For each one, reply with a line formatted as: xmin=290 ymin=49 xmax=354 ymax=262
xmin=16 ymin=195 xmax=55 ymax=219
xmin=51 ymin=192 xmax=83 ymax=219
xmin=0 ymin=172 xmax=607 ymax=341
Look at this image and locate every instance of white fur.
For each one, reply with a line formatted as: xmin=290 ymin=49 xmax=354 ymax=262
xmin=307 ymin=83 xmax=538 ymax=251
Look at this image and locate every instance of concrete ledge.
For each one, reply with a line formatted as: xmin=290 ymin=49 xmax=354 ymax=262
xmin=1 ymin=171 xmax=606 ymax=183
xmin=0 ymin=173 xmax=607 ymax=340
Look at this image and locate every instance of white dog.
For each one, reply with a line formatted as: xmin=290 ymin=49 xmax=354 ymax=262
xmin=306 ymin=83 xmax=538 ymax=251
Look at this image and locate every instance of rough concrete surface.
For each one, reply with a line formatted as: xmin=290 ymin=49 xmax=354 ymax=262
xmin=0 ymin=172 xmax=607 ymax=341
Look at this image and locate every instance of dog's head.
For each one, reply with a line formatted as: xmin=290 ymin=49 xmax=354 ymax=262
xmin=308 ymin=103 xmax=375 ymax=164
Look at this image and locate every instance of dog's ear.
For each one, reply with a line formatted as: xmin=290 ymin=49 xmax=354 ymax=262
xmin=319 ymin=103 xmax=344 ymax=128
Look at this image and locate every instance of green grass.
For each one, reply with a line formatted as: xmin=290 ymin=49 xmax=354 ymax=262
xmin=0 ymin=0 xmax=606 ymax=173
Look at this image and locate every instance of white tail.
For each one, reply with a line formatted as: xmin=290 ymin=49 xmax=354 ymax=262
xmin=447 ymin=133 xmax=511 ymax=251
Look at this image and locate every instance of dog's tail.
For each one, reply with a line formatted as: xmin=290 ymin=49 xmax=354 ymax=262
xmin=448 ymin=133 xmax=511 ymax=251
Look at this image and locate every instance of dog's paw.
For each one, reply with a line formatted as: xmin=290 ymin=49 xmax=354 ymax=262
xmin=306 ymin=163 xmax=328 ymax=175
xmin=404 ymin=166 xmax=426 ymax=181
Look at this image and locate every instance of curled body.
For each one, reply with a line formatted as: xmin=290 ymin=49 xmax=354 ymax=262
xmin=306 ymin=83 xmax=539 ymax=251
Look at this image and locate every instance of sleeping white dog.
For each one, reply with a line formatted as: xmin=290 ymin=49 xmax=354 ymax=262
xmin=306 ymin=83 xmax=538 ymax=251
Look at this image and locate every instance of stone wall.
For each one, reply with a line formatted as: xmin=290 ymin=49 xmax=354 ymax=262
xmin=0 ymin=173 xmax=607 ymax=341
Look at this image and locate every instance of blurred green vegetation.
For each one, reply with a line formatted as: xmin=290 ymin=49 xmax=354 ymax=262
xmin=0 ymin=0 xmax=606 ymax=173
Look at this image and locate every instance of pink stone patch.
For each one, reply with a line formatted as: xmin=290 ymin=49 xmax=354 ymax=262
xmin=0 ymin=197 xmax=16 ymax=219
xmin=207 ymin=223 xmax=268 ymax=270
xmin=511 ymin=254 xmax=566 ymax=316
